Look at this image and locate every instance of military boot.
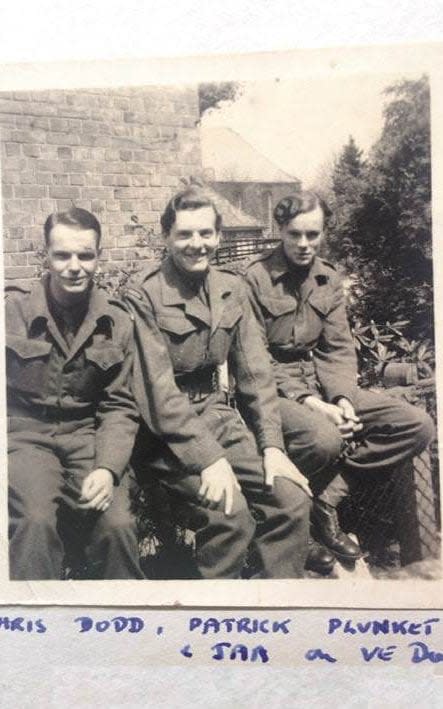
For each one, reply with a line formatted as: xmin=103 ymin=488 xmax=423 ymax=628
xmin=311 ymin=498 xmax=361 ymax=562
xmin=305 ymin=537 xmax=336 ymax=576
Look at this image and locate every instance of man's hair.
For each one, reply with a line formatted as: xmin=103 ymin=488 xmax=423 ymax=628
xmin=44 ymin=207 xmax=102 ymax=247
xmin=273 ymin=190 xmax=332 ymax=227
xmin=160 ymin=186 xmax=222 ymax=235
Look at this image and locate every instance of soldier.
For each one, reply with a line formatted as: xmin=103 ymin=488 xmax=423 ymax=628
xmin=125 ymin=185 xmax=315 ymax=579
xmin=245 ymin=191 xmax=434 ymax=562
xmin=6 ymin=207 xmax=143 ymax=580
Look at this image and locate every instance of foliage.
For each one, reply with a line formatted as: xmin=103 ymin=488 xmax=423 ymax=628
xmin=325 ymin=76 xmax=433 ymax=341
xmin=351 ymin=317 xmax=434 ymax=387
xmin=198 ymin=82 xmax=241 ymax=116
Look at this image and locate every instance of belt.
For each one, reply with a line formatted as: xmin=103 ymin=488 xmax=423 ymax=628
xmin=269 ymin=347 xmax=313 ymax=364
xmin=8 ymin=401 xmax=95 ymax=422
xmin=175 ymin=367 xmax=218 ymax=402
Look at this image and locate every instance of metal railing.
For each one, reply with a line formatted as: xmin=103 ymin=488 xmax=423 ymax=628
xmin=213 ymin=237 xmax=280 ymax=265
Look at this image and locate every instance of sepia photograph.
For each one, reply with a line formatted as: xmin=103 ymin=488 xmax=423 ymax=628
xmin=0 ymin=45 xmax=441 ymax=605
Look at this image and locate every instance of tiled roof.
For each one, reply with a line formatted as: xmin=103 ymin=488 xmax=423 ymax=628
xmin=205 ymin=184 xmax=263 ymax=228
xmin=201 ymin=125 xmax=297 ymax=183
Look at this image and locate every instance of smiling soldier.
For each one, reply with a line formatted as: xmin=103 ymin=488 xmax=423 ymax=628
xmin=6 ymin=207 xmax=143 ymax=580
xmin=125 ymin=185 xmax=313 ymax=579
xmin=245 ymin=191 xmax=434 ymax=563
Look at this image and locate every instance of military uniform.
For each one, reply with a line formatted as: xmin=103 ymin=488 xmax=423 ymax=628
xmin=6 ymin=277 xmax=143 ymax=580
xmin=245 ymin=245 xmax=434 ymax=504
xmin=125 ymin=256 xmax=310 ymax=579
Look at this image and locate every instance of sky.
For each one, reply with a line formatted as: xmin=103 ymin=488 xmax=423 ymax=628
xmin=201 ymin=73 xmax=417 ymax=187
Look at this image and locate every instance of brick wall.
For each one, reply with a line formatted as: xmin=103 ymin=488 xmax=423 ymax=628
xmin=0 ymin=86 xmax=202 ymax=283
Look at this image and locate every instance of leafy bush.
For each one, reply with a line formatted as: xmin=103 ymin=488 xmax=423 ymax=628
xmin=325 ymin=77 xmax=433 ymax=342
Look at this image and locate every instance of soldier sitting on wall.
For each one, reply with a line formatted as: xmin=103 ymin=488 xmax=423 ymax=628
xmin=124 ymin=185 xmax=330 ymax=579
xmin=6 ymin=207 xmax=143 ymax=580
xmin=245 ymin=191 xmax=435 ymax=564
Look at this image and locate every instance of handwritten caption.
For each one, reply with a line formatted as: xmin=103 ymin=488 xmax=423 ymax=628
xmin=1 ymin=614 xmax=442 ymax=665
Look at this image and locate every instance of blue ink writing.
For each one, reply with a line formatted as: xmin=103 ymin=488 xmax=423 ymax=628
xmin=0 ymin=617 xmax=46 ymax=633
xmin=74 ymin=616 xmax=144 ymax=633
xmin=189 ymin=617 xmax=290 ymax=635
xmin=211 ymin=642 xmax=269 ymax=662
xmin=409 ymin=642 xmax=443 ymax=663
xmin=360 ymin=645 xmax=396 ymax=662
xmin=181 ymin=644 xmax=193 ymax=658
xmin=305 ymin=648 xmax=337 ymax=663
xmin=328 ymin=618 xmax=439 ymax=636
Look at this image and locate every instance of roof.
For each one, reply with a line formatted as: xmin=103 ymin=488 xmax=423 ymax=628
xmin=201 ymin=125 xmax=297 ymax=183
xmin=204 ymin=184 xmax=263 ymax=228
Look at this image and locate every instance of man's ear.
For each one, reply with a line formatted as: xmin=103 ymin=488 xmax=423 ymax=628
xmin=41 ymin=246 xmax=49 ymax=269
xmin=163 ymin=232 xmax=171 ymax=251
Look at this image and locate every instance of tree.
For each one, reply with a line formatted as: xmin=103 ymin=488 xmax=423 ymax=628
xmin=198 ymin=82 xmax=241 ymax=116
xmin=333 ymin=136 xmax=365 ymax=186
xmin=325 ymin=135 xmax=367 ymax=266
xmin=326 ymin=77 xmax=433 ymax=340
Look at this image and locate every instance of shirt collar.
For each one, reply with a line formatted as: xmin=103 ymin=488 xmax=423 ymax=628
xmin=160 ymin=255 xmax=209 ymax=306
xmin=268 ymin=244 xmax=327 ymax=284
xmin=26 ymin=275 xmax=115 ymax=329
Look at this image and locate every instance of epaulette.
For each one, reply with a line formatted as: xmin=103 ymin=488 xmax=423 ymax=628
xmin=213 ymin=263 xmax=238 ymax=275
xmin=213 ymin=262 xmax=246 ymax=280
xmin=244 ymin=250 xmax=275 ymax=269
xmin=318 ymin=257 xmax=337 ymax=271
xmin=4 ymin=283 xmax=31 ymax=298
xmin=107 ymin=294 xmax=132 ymax=313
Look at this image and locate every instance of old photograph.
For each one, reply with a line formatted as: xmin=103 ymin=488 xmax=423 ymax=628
xmin=0 ymin=46 xmax=441 ymax=605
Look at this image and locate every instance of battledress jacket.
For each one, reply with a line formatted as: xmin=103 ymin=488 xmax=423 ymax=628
xmin=245 ymin=245 xmax=359 ymax=406
xmin=125 ymin=256 xmax=285 ymax=475
xmin=5 ymin=278 xmax=139 ymax=480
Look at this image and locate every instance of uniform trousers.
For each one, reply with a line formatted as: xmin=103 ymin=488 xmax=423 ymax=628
xmin=8 ymin=416 xmax=143 ymax=580
xmin=134 ymin=393 xmax=310 ymax=579
xmin=281 ymin=388 xmax=435 ymax=506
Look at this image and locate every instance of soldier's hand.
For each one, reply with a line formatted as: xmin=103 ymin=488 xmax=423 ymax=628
xmin=303 ymin=396 xmax=355 ymax=439
xmin=336 ymin=397 xmax=363 ymax=435
xmin=78 ymin=468 xmax=114 ymax=512
xmin=198 ymin=458 xmax=241 ymax=517
xmin=263 ymin=447 xmax=312 ymax=498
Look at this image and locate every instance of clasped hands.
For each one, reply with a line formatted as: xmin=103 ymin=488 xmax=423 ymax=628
xmin=303 ymin=395 xmax=363 ymax=439
xmin=198 ymin=448 xmax=312 ymax=517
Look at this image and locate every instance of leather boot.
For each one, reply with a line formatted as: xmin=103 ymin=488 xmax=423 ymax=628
xmin=311 ymin=498 xmax=361 ymax=562
xmin=305 ymin=537 xmax=336 ymax=576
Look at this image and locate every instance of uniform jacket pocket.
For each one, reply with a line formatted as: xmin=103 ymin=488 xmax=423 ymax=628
xmin=157 ymin=314 xmax=198 ymax=337
xmin=257 ymin=294 xmax=297 ymax=317
xmin=6 ymin=336 xmax=52 ymax=395
xmin=307 ymin=289 xmax=331 ymax=317
xmin=6 ymin=336 xmax=52 ymax=359
xmin=219 ymin=306 xmax=242 ymax=330
xmin=85 ymin=345 xmax=124 ymax=371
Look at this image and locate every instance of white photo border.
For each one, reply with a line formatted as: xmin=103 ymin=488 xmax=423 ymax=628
xmin=0 ymin=43 xmax=442 ymax=606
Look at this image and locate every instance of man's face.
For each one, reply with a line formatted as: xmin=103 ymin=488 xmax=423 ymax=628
xmin=165 ymin=206 xmax=220 ymax=275
xmin=47 ymin=224 xmax=100 ymax=303
xmin=280 ymin=205 xmax=324 ymax=267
